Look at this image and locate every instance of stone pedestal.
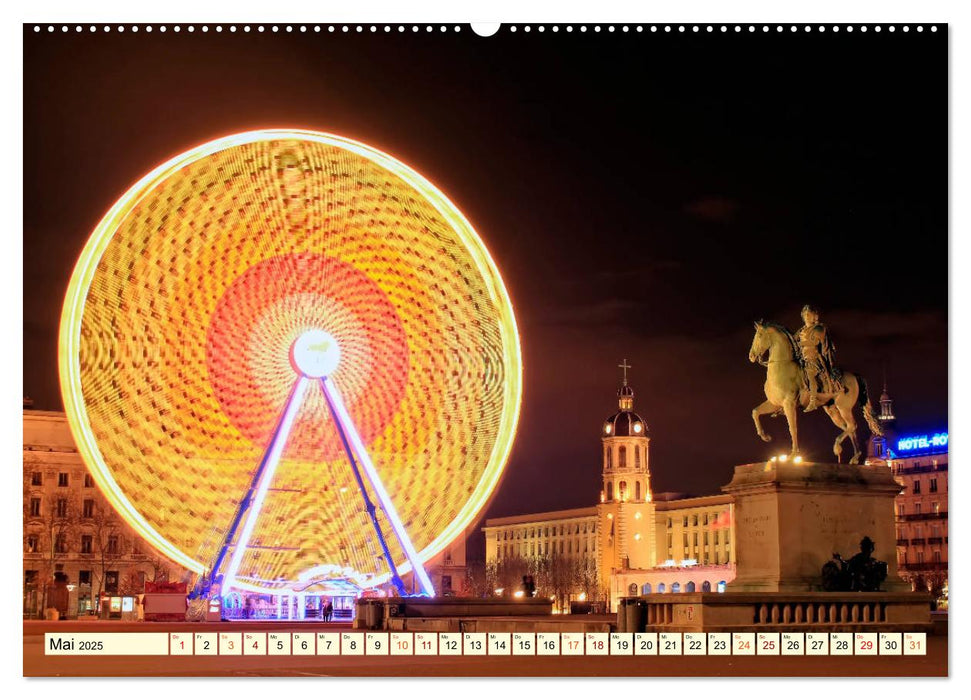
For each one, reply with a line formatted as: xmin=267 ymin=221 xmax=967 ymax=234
xmin=723 ymin=461 xmax=908 ymax=592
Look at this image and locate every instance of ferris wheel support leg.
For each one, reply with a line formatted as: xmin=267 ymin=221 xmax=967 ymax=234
xmin=215 ymin=376 xmax=311 ymax=595
xmin=319 ymin=376 xmax=436 ymax=597
xmin=319 ymin=383 xmax=407 ymax=596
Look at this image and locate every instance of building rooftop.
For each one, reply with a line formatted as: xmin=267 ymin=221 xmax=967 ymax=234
xmin=484 ymin=506 xmax=598 ymax=527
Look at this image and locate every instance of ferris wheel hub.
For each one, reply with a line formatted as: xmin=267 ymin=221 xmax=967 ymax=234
xmin=290 ymin=329 xmax=341 ymax=378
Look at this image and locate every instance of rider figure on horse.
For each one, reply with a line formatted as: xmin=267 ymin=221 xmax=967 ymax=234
xmin=797 ymin=304 xmax=843 ymax=412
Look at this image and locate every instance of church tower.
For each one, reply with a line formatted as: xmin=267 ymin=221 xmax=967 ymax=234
xmin=597 ymin=360 xmax=656 ymax=591
xmin=869 ymin=373 xmax=898 ymax=461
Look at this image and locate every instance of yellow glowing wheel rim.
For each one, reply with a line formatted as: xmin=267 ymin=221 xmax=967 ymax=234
xmin=59 ymin=129 xmax=522 ymax=593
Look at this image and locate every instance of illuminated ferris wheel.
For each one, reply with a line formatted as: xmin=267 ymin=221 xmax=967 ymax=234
xmin=59 ymin=130 xmax=522 ymax=598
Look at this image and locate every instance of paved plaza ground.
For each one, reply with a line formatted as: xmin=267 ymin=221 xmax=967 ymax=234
xmin=23 ymin=620 xmax=947 ymax=677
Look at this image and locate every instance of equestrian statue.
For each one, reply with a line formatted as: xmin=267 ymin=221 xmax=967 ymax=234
xmin=748 ymin=305 xmax=882 ymax=464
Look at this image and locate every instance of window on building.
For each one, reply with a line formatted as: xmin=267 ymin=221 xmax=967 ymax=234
xmin=560 ymin=541 xmax=564 ymax=554
xmin=693 ymin=533 xmax=699 ymax=546
xmin=441 ymin=575 xmax=452 ymax=593
xmin=913 ymin=480 xmax=921 ymax=494
xmin=703 ymin=513 xmax=709 ymax=526
xmin=81 ymin=535 xmax=93 ymax=554
xmin=55 ymin=534 xmax=67 ymax=553
xmin=25 ymin=535 xmax=39 ymax=552
xmin=84 ymin=474 xmax=94 ymax=488
xmin=934 ymin=502 xmax=941 ymax=514
xmin=606 ymin=482 xmax=613 ymax=501
xmin=930 ymin=478 xmax=938 ymax=493
xmin=682 ymin=533 xmax=688 ymax=547
xmin=105 ymin=571 xmax=119 ymax=594
xmin=107 ymin=535 xmax=119 ymax=555
xmin=714 ymin=530 xmax=720 ymax=545
xmin=933 ymin=551 xmax=941 ymax=563
xmin=56 ymin=499 xmax=68 ymax=518
xmin=917 ymin=551 xmax=924 ymax=564
xmin=619 ymin=446 xmax=627 ymax=468
xmin=715 ymin=552 xmax=720 ymax=565
xmin=619 ymin=481 xmax=627 ymax=500
xmin=693 ymin=514 xmax=699 ymax=526
xmin=667 ymin=534 xmax=673 ymax=549
xmin=897 ymin=504 xmax=905 ymax=516
xmin=704 ymin=532 xmax=709 ymax=545
xmin=31 ymin=472 xmax=42 ymax=486
xmin=82 ymin=499 xmax=94 ymax=519
xmin=725 ymin=530 xmax=730 ymax=544
xmin=683 ymin=516 xmax=688 ymax=527
xmin=915 ymin=503 xmax=922 ymax=514
xmin=635 ymin=448 xmax=640 ymax=468
xmin=58 ymin=473 xmax=69 ymax=487
xmin=635 ymin=481 xmax=641 ymax=501
xmin=29 ymin=498 xmax=41 ymax=517
xmin=606 ymin=448 xmax=612 ymax=470
xmin=667 ymin=518 xmax=672 ymax=528
xmin=79 ymin=570 xmax=91 ymax=586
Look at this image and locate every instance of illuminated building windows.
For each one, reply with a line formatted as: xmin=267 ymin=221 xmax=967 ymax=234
xmin=25 ymin=535 xmax=38 ymax=553
xmin=606 ymin=449 xmax=612 ymax=470
xmin=82 ymin=499 xmax=94 ymax=518
xmin=683 ymin=516 xmax=688 ymax=527
xmin=55 ymin=499 xmax=68 ymax=518
xmin=30 ymin=472 xmax=42 ymax=486
xmin=606 ymin=483 xmax=613 ymax=501
xmin=635 ymin=482 xmax=641 ymax=501
xmin=714 ymin=531 xmax=720 ymax=545
xmin=83 ymin=474 xmax=94 ymax=488
xmin=635 ymin=449 xmax=640 ymax=468
xmin=913 ymin=480 xmax=921 ymax=494
xmin=58 ymin=473 xmax=69 ymax=487
xmin=29 ymin=498 xmax=40 ymax=517
xmin=619 ymin=446 xmax=627 ymax=469
xmin=915 ymin=503 xmax=922 ymax=514
xmin=81 ymin=535 xmax=93 ymax=554
xmin=693 ymin=514 xmax=699 ymax=527
xmin=930 ymin=478 xmax=938 ymax=493
xmin=898 ymin=504 xmax=906 ymax=516
xmin=54 ymin=534 xmax=67 ymax=553
xmin=703 ymin=513 xmax=709 ymax=526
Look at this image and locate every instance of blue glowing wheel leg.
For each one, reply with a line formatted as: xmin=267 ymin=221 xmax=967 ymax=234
xmin=319 ymin=376 xmax=436 ymax=597
xmin=319 ymin=381 xmax=407 ymax=595
xmin=219 ymin=376 xmax=310 ymax=593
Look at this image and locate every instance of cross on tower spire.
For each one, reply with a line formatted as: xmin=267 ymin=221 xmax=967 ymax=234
xmin=619 ymin=358 xmax=631 ymax=385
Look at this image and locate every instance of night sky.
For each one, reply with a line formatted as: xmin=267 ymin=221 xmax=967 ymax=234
xmin=23 ymin=26 xmax=947 ymax=557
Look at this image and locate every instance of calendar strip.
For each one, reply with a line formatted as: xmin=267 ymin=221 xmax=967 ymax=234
xmin=43 ymin=631 xmax=927 ymax=656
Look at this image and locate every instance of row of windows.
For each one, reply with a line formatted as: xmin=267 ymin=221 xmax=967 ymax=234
xmin=605 ymin=445 xmax=645 ymax=470
xmin=25 ymin=533 xmax=138 ymax=556
xmin=26 ymin=498 xmax=101 ymax=518
xmin=898 ymin=524 xmax=946 ymax=539
xmin=900 ymin=550 xmax=943 ymax=564
xmin=896 ymin=502 xmax=943 ymax=516
xmin=666 ymin=511 xmax=725 ymax=529
xmin=29 ymin=471 xmax=95 ymax=488
xmin=499 ymin=538 xmax=596 ymax=558
xmin=910 ymin=477 xmax=941 ymax=494
xmin=24 ymin=569 xmax=126 ymax=591
xmin=495 ymin=522 xmax=593 ymax=540
xmin=667 ymin=530 xmax=730 ymax=547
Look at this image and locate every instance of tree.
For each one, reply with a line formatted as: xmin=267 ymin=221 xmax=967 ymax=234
xmin=149 ymin=553 xmax=171 ymax=583
xmin=89 ymin=501 xmax=129 ymax=607
xmin=34 ymin=492 xmax=80 ymax=616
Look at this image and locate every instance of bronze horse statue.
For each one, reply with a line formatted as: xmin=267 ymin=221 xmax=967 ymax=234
xmin=748 ymin=321 xmax=882 ymax=464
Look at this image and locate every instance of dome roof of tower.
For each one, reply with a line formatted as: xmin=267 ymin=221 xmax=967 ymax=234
xmin=603 ymin=411 xmax=648 ymax=438
xmin=618 ymin=384 xmax=634 ymax=398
